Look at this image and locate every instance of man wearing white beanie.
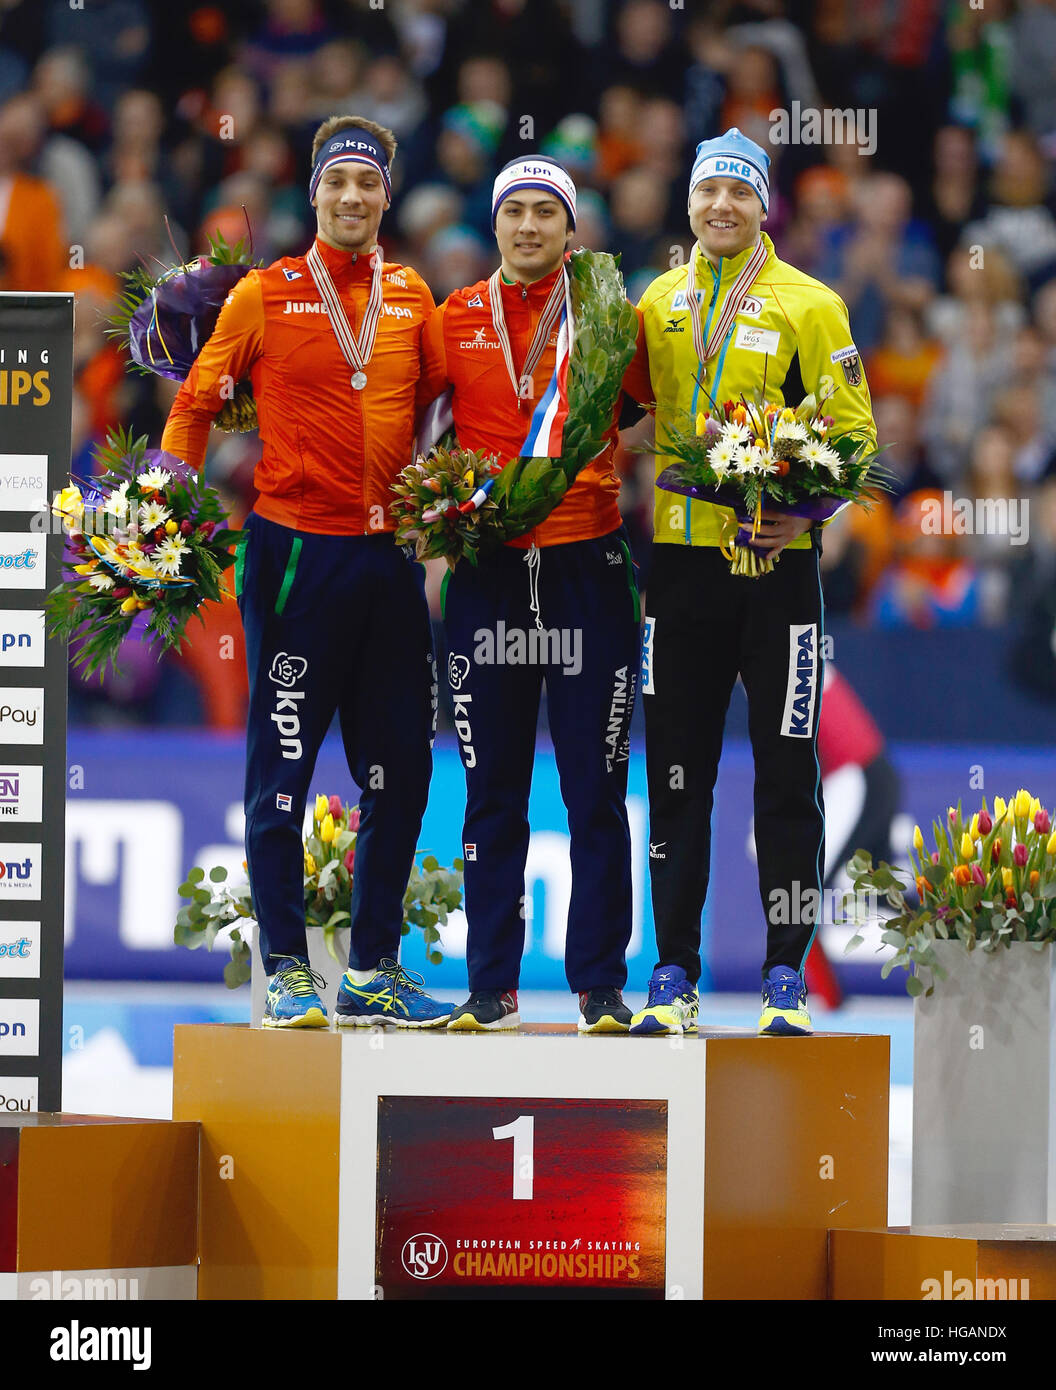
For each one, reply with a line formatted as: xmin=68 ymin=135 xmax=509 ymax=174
xmin=622 ymin=128 xmax=878 ymax=1037
xmin=419 ymin=156 xmax=646 ymax=1033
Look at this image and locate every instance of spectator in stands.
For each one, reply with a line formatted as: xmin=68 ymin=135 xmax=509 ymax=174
xmin=595 ymin=85 xmax=645 ymax=187
xmin=781 ymin=165 xmax=853 ymax=278
xmin=921 ymin=300 xmax=1011 ymax=481
xmin=922 ymin=125 xmax=987 ymax=268
xmin=963 ymin=131 xmax=1056 ymax=289
xmin=865 ymin=307 xmax=944 ymax=410
xmin=818 ymin=171 xmax=942 ymax=352
xmin=608 ymin=164 xmax=670 ymax=276
xmin=434 ymin=100 xmax=506 ymax=238
xmin=1009 ymin=461 xmax=1056 ymax=701
xmin=869 ymin=490 xmax=983 ymax=628
xmin=1010 ymin=0 xmax=1056 ymax=147
xmin=0 ymin=92 xmax=66 ymax=290
xmin=965 ymin=423 xmax=1025 ymax=623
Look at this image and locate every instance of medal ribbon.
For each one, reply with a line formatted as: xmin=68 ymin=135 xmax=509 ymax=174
xmin=488 ymin=267 xmax=568 ymax=404
xmin=685 ymin=237 xmax=769 ymax=366
xmin=306 ymin=240 xmax=384 ymax=381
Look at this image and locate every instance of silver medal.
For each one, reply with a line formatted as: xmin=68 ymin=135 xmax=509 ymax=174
xmin=351 ymin=371 xmax=367 ymax=390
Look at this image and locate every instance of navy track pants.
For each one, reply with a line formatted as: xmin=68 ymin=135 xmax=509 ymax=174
xmin=236 ymin=513 xmax=435 ymax=969
xmin=443 ymin=526 xmax=641 ymax=993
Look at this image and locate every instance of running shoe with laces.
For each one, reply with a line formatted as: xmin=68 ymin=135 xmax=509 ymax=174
xmin=628 ymin=965 xmax=699 ymax=1035
xmin=333 ymin=957 xmax=455 ymax=1028
xmin=578 ymin=987 xmax=632 ymax=1033
xmin=758 ymin=965 xmax=812 ymax=1035
xmin=262 ymin=959 xmax=328 ymax=1028
xmin=447 ymin=989 xmax=520 ymax=1031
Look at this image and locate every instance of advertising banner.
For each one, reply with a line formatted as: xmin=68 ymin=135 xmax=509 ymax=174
xmin=0 ymin=293 xmax=72 ymax=1112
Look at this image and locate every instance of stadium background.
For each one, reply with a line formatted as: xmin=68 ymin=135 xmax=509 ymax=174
xmin=1 ymin=0 xmax=1054 ymax=1173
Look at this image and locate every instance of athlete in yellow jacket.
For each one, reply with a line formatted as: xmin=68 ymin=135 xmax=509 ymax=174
xmin=624 ymin=127 xmax=877 ymax=1037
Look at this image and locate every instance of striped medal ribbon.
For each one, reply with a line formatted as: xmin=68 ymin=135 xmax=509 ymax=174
xmin=306 ymin=241 xmax=384 ymax=390
xmin=488 ymin=268 xmax=569 ymax=411
xmin=685 ymin=236 xmax=769 ymax=367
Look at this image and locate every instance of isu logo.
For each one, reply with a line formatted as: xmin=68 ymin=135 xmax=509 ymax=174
xmin=401 ymin=1234 xmax=448 ymax=1281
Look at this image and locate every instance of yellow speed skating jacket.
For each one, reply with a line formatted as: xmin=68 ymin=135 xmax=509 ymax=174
xmin=633 ymin=232 xmax=877 ymax=550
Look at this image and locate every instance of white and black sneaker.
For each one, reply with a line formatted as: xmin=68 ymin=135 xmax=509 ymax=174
xmin=447 ymin=989 xmax=520 ymax=1031
xmin=578 ymin=987 xmax=632 ymax=1033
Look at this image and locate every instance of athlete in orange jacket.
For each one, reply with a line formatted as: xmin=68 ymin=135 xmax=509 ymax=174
xmin=418 ymin=157 xmax=646 ymax=1032
xmin=162 ymin=116 xmax=453 ymax=1029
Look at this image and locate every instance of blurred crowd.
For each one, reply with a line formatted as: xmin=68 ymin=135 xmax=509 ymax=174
xmin=1 ymin=0 xmax=1056 ymax=723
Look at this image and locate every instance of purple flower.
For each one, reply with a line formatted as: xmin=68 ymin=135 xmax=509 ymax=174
xmin=128 ymin=261 xmax=252 ymax=383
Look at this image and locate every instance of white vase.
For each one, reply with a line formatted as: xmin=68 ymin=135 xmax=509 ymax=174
xmin=912 ymin=939 xmax=1056 ymax=1224
xmin=249 ymin=926 xmax=351 ymax=1026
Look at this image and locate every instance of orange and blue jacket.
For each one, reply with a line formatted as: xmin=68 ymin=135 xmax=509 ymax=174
xmin=418 ymin=263 xmax=646 ymax=548
xmin=162 ymin=237 xmax=435 ymax=535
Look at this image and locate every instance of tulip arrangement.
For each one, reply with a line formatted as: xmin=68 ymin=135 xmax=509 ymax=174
xmin=391 ymin=247 xmax=639 ymax=567
xmin=653 ymin=379 xmax=892 ymax=577
xmin=847 ymin=790 xmax=1056 ymax=996
xmin=45 ymin=428 xmax=238 ymax=678
xmin=175 ymin=795 xmax=465 ymax=987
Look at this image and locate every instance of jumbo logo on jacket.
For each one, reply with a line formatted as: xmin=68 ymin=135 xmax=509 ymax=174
xmin=283 ymin=301 xmax=413 ymax=319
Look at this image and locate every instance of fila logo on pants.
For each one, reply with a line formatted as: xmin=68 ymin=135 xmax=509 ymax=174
xmin=269 ymin=652 xmax=309 ymax=760
xmin=781 ymin=624 xmax=818 ymax=738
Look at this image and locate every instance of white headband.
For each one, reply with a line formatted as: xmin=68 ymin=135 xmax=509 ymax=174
xmin=491 ymin=159 xmax=577 ymax=229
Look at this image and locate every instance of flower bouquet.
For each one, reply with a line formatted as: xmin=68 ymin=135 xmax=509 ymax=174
xmin=45 ymin=428 xmax=239 ymax=678
xmin=654 ymin=377 xmax=892 ymax=576
xmin=107 ymin=230 xmax=259 ymax=432
xmin=846 ymin=790 xmax=1056 ymax=997
xmin=392 ymin=247 xmax=639 ymax=566
xmin=175 ymin=795 xmax=465 ymax=987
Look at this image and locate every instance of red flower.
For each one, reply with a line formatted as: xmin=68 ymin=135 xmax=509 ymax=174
xmin=197 ymin=521 xmax=215 ymax=539
xmin=349 ymin=807 xmax=361 ymax=832
xmin=931 ymin=851 xmax=940 ymax=865
xmin=971 ymin=864 xmax=985 ymax=886
xmin=328 ymin=794 xmax=343 ymax=820
xmin=1006 ymin=892 xmax=1018 ymax=910
xmin=992 ymin=839 xmax=1002 ymax=864
xmin=978 ymin=810 xmax=992 ymax=836
xmin=112 ymin=586 xmax=131 ymax=599
xmin=343 ymin=847 xmax=355 ymax=874
xmin=1035 ymin=809 xmax=1051 ymax=835
xmin=179 ymin=519 xmax=193 ymax=537
xmin=1014 ymin=843 xmax=1028 ymax=867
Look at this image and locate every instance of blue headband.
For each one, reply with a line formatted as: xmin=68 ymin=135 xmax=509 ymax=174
xmin=310 ymin=128 xmax=391 ymax=203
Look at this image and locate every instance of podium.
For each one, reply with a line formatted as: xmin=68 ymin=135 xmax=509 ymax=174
xmin=173 ymin=1023 xmax=889 ymax=1300
xmin=0 ymin=1113 xmax=198 ymax=1300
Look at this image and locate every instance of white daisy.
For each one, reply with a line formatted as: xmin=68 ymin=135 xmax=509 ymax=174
xmin=754 ymin=448 xmax=779 ymax=475
xmin=708 ymin=441 xmax=737 ymax=475
xmin=733 ymin=445 xmax=757 ymax=474
xmin=137 ymin=467 xmax=172 ymax=490
xmin=816 ymin=445 xmax=843 ymax=478
xmin=87 ymin=572 xmax=114 ymax=591
xmin=139 ymin=499 xmax=172 ymax=532
xmin=720 ymin=421 xmax=750 ymax=444
xmin=153 ymin=536 xmax=188 ymax=577
xmin=104 ymin=482 xmax=131 ymax=519
xmin=800 ymin=441 xmax=827 ymax=469
xmin=774 ymin=419 xmax=809 ymax=443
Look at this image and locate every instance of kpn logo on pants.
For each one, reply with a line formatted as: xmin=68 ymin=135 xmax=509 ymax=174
xmin=781 ymin=623 xmax=818 ymax=738
xmin=269 ymin=653 xmax=309 ymax=760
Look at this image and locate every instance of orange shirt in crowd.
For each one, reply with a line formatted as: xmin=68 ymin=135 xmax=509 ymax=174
xmin=0 ymin=172 xmax=66 ymax=291
xmin=162 ymin=236 xmax=435 ymax=534
xmin=419 ymin=263 xmax=647 ymax=548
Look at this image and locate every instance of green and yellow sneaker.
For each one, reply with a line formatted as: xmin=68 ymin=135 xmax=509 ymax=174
xmin=628 ymin=966 xmax=699 ymax=1035
xmin=758 ymin=966 xmax=813 ymax=1035
xmin=262 ymin=959 xmax=328 ymax=1029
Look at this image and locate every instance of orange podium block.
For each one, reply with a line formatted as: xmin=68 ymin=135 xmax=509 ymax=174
xmin=830 ymin=1225 xmax=1056 ymax=1301
xmin=0 ymin=1113 xmax=199 ymax=1300
xmin=174 ymin=1023 xmax=888 ymax=1301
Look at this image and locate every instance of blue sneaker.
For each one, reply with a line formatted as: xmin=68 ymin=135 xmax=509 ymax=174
xmin=262 ymin=959 xmax=328 ymax=1029
xmin=758 ymin=966 xmax=812 ymax=1035
xmin=629 ymin=965 xmax=699 ymax=1035
xmin=333 ymin=958 xmax=455 ymax=1029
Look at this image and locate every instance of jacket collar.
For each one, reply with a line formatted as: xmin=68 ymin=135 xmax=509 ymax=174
xmin=693 ymin=231 xmax=773 ymax=285
xmin=498 ymin=261 xmax=564 ymax=301
xmin=311 ymin=235 xmax=379 ymax=283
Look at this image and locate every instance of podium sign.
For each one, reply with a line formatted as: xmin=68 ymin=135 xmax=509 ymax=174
xmin=0 ymin=293 xmax=72 ymax=1114
xmin=376 ymin=1096 xmax=667 ymax=1298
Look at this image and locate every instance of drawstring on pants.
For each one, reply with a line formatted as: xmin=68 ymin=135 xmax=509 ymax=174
xmin=524 ymin=542 xmax=543 ymax=631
